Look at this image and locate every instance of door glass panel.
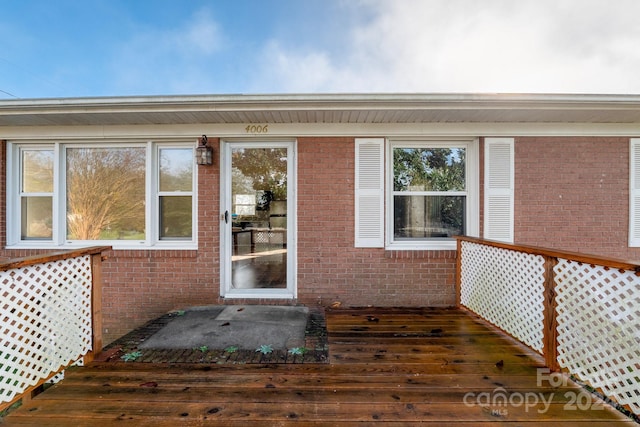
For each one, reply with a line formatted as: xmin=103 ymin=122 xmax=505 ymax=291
xmin=231 ymin=147 xmax=287 ymax=289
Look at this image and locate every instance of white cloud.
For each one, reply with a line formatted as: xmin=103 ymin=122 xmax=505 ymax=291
xmin=252 ymin=0 xmax=640 ymax=94
xmin=257 ymin=41 xmax=341 ymax=93
xmin=172 ymin=8 xmax=223 ymax=56
xmin=110 ymin=7 xmax=225 ymax=94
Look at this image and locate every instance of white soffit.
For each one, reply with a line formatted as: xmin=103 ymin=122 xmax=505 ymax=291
xmin=2 ymin=93 xmax=640 ymax=127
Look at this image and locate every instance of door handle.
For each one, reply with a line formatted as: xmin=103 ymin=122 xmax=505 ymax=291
xmin=224 ymin=210 xmax=229 ymax=224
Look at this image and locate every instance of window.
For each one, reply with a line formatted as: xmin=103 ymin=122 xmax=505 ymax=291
xmin=66 ymin=147 xmax=146 ymax=240
xmin=392 ymin=146 xmax=467 ymax=241
xmin=158 ymin=147 xmax=194 ymax=240
xmin=9 ymin=141 xmax=196 ymax=249
xmin=20 ymin=149 xmax=54 ymax=240
xmin=355 ymin=138 xmax=478 ymax=250
xmin=384 ymin=140 xmax=478 ymax=250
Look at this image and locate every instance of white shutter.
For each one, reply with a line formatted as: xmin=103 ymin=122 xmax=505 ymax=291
xmin=630 ymin=139 xmax=640 ymax=246
xmin=355 ymin=138 xmax=384 ymax=248
xmin=484 ymin=138 xmax=514 ymax=243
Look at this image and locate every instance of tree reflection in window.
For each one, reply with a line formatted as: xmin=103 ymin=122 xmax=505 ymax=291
xmin=159 ymin=148 xmax=193 ymax=239
xmin=66 ymin=147 xmax=146 ymax=240
xmin=393 ymin=147 xmax=466 ymax=239
xmin=21 ymin=150 xmax=54 ymax=239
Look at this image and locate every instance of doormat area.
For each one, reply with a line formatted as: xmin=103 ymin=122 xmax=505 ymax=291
xmin=97 ymin=305 xmax=328 ymax=364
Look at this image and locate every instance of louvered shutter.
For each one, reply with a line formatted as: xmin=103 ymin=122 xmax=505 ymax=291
xmin=484 ymin=138 xmax=514 ymax=243
xmin=355 ymin=138 xmax=384 ymax=247
xmin=630 ymin=139 xmax=640 ymax=246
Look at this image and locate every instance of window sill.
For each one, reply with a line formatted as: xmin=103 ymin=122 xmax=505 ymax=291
xmin=7 ymin=242 xmax=198 ymax=251
xmin=223 ymin=290 xmax=295 ymax=299
xmin=385 ymin=241 xmax=457 ymax=251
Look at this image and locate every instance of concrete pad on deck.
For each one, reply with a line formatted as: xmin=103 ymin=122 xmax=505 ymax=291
xmin=138 ymin=305 xmax=309 ymax=350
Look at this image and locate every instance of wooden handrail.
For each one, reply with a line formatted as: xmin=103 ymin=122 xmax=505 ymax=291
xmin=0 ymin=246 xmax=111 ymax=272
xmin=455 ymin=236 xmax=640 ymax=273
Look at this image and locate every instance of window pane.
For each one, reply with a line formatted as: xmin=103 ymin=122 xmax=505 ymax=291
xmin=159 ymin=148 xmax=193 ymax=192
xmin=159 ymin=196 xmax=192 ymax=239
xmin=66 ymin=147 xmax=146 ymax=240
xmin=393 ymin=148 xmax=465 ymax=191
xmin=394 ymin=195 xmax=465 ymax=239
xmin=21 ymin=197 xmax=53 ymax=239
xmin=22 ymin=150 xmax=53 ymax=193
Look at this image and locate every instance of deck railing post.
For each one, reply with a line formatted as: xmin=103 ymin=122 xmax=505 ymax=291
xmin=85 ymin=252 xmax=105 ymax=364
xmin=542 ymin=255 xmax=559 ymax=371
xmin=455 ymin=237 xmax=463 ymax=307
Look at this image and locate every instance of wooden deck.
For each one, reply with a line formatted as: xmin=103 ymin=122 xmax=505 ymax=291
xmin=2 ymin=307 xmax=635 ymax=426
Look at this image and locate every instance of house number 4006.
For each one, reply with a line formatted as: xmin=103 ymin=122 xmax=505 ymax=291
xmin=245 ymin=124 xmax=268 ymax=134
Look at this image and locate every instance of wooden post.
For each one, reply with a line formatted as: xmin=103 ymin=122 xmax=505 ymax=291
xmin=455 ymin=238 xmax=463 ymax=307
xmin=85 ymin=252 xmax=104 ymax=363
xmin=542 ymin=255 xmax=559 ymax=371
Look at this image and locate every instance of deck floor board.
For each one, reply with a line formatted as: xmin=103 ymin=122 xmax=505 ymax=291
xmin=2 ymin=307 xmax=634 ymax=426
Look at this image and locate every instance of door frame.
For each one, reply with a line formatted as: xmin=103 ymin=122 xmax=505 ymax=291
xmin=219 ymin=139 xmax=297 ymax=299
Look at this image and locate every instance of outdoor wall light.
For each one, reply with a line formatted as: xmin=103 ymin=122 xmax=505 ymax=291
xmin=196 ymin=135 xmax=213 ymax=165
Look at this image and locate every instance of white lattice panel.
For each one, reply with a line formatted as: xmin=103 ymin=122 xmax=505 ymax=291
xmin=460 ymin=241 xmax=546 ymax=352
xmin=0 ymin=255 xmax=93 ymax=404
xmin=555 ymin=259 xmax=640 ymax=415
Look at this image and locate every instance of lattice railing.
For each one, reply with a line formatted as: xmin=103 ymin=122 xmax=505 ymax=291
xmin=555 ymin=259 xmax=640 ymax=415
xmin=459 ymin=241 xmax=546 ymax=353
xmin=0 ymin=247 xmax=108 ymax=409
xmin=456 ymin=236 xmax=640 ymax=416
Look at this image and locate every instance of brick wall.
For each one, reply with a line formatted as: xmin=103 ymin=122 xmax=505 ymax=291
xmin=515 ymin=136 xmax=640 ymax=261
xmin=296 ymin=137 xmax=457 ymax=308
xmin=5 ymin=135 xmax=636 ymax=346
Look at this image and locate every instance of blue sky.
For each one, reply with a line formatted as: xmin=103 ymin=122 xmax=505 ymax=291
xmin=2 ymin=0 xmax=640 ymax=99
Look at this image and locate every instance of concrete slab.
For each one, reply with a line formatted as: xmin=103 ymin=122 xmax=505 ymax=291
xmin=138 ymin=305 xmax=309 ymax=350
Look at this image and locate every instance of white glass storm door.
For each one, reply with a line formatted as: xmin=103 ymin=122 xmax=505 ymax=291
xmin=221 ymin=141 xmax=296 ymax=298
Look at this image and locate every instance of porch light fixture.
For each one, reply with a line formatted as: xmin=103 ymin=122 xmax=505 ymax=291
xmin=196 ymin=135 xmax=213 ymax=165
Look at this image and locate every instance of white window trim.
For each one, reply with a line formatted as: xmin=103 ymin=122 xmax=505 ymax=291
xmin=6 ymin=140 xmax=198 ymax=250
xmin=154 ymin=144 xmax=197 ymax=245
xmin=385 ymin=138 xmax=479 ymax=250
xmin=7 ymin=143 xmax=60 ymax=248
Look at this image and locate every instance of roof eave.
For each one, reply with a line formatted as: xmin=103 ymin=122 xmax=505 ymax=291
xmin=3 ymin=93 xmax=640 ymax=126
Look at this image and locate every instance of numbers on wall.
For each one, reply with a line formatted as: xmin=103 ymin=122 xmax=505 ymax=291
xmin=245 ymin=124 xmax=269 ymax=134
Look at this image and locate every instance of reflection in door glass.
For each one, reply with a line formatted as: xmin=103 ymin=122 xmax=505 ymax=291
xmin=231 ymin=148 xmax=287 ymax=289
